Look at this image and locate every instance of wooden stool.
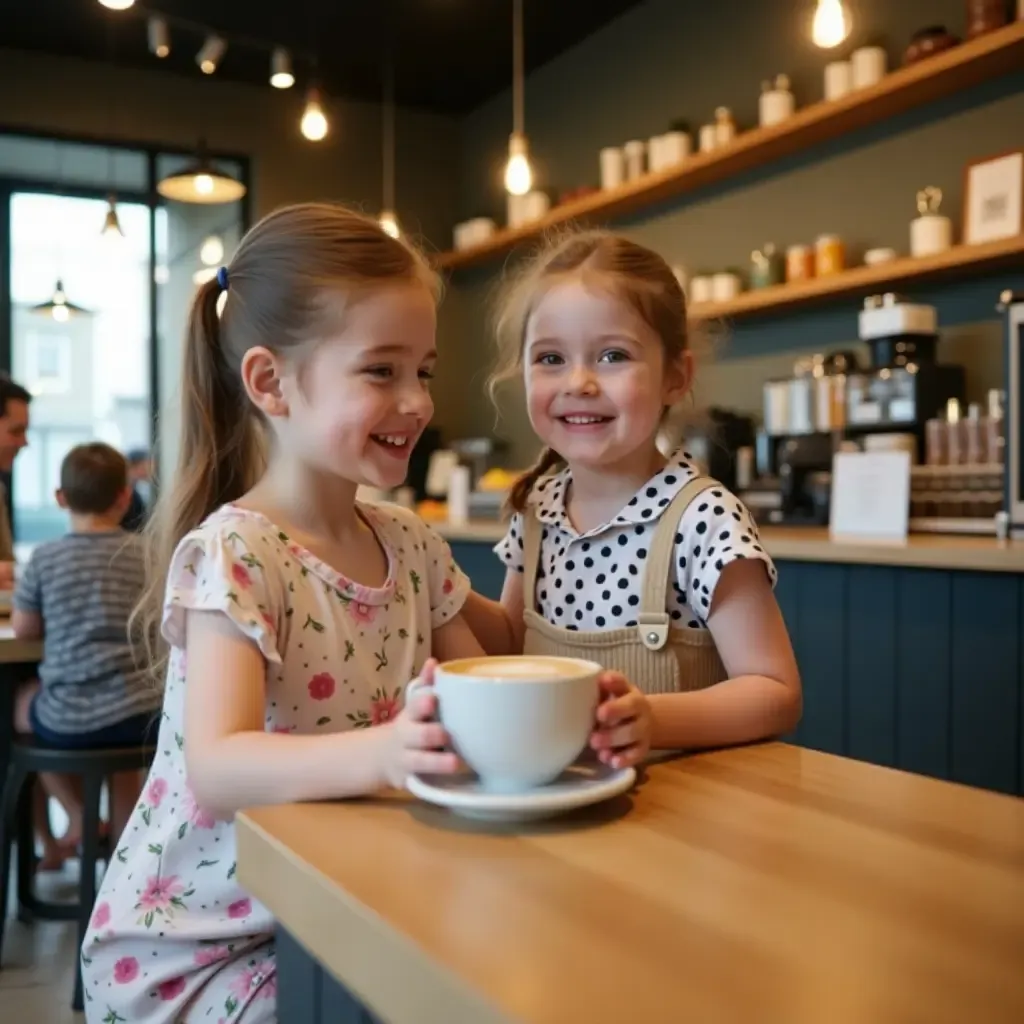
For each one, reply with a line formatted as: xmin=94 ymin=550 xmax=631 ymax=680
xmin=0 ymin=737 xmax=155 ymax=1010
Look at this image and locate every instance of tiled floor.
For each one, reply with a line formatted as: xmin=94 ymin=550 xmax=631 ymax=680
xmin=1 ymin=865 xmax=85 ymax=1022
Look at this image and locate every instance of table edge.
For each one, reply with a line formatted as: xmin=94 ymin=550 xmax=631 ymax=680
xmin=236 ymin=810 xmax=516 ymax=1024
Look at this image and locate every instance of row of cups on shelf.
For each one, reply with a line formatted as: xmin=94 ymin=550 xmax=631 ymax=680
xmin=451 ymin=189 xmax=555 ymax=249
xmin=683 ymin=205 xmax=955 ymax=307
xmin=597 ymin=45 xmax=892 ymax=191
xmin=682 ymin=235 xmax=859 ymax=305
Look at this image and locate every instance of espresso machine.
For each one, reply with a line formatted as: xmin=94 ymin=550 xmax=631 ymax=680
xmin=677 ymin=407 xmax=756 ymax=492
xmin=845 ymin=294 xmax=965 ymax=458
xmin=745 ymin=295 xmax=966 ymax=526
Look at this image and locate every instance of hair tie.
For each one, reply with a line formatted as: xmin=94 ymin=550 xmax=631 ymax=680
xmin=216 ymin=266 xmax=230 ymax=291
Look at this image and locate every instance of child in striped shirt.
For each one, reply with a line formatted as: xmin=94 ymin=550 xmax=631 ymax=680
xmin=12 ymin=442 xmax=160 ymax=868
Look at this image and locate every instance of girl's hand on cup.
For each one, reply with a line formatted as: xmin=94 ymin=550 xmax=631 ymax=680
xmin=589 ymin=671 xmax=652 ymax=769
xmin=379 ymin=659 xmax=461 ymax=789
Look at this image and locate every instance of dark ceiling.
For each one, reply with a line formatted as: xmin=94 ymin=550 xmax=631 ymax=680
xmin=0 ymin=0 xmax=648 ymax=114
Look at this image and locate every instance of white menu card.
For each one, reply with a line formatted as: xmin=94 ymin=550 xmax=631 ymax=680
xmin=829 ymin=450 xmax=911 ymax=542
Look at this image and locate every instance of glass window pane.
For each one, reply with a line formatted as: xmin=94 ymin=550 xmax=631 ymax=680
xmin=156 ymin=198 xmax=244 ymax=476
xmin=9 ymin=191 xmax=153 ymax=547
xmin=0 ymin=132 xmax=147 ymax=193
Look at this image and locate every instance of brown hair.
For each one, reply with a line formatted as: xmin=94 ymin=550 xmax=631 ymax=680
xmin=60 ymin=442 xmax=128 ymax=514
xmin=136 ymin=202 xmax=439 ymax=672
xmin=489 ymin=229 xmax=694 ymax=513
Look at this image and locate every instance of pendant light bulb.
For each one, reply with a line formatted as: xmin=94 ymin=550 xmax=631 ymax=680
xmin=504 ymin=132 xmax=533 ymax=196
xmin=100 ymin=195 xmax=125 ymax=242
xmin=51 ymin=281 xmax=70 ymax=322
xmin=270 ymin=48 xmax=295 ymax=89
xmin=378 ymin=210 xmax=400 ymax=239
xmin=812 ymin=0 xmax=850 ymax=48
xmin=157 ymin=143 xmax=246 ymax=205
xmin=301 ymin=88 xmax=329 ymax=141
xmin=99 ymin=0 xmax=135 ymax=9
xmin=32 ymin=279 xmax=89 ymax=321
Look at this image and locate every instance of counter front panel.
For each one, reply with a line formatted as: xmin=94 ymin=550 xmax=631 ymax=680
xmin=447 ymin=532 xmax=1024 ymax=797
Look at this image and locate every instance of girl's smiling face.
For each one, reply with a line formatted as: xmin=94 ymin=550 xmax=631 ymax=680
xmin=523 ymin=278 xmax=689 ymax=472
xmin=254 ymin=282 xmax=438 ymax=491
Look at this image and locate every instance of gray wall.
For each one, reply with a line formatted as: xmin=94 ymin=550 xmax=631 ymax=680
xmin=0 ymin=48 xmax=460 ymax=247
xmin=0 ymin=47 xmax=463 ymax=471
xmin=440 ymin=0 xmax=1023 ymax=467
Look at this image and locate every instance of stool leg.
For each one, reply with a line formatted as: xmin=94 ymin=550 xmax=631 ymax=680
xmin=73 ymin=773 xmax=103 ymax=1012
xmin=14 ymin=775 xmax=37 ymax=922
xmin=0 ymin=763 xmax=26 ymax=967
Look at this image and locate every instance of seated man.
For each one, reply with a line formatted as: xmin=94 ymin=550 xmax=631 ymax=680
xmin=12 ymin=442 xmax=160 ymax=868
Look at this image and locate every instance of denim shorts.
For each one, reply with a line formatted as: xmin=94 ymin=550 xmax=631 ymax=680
xmin=29 ymin=697 xmax=157 ymax=750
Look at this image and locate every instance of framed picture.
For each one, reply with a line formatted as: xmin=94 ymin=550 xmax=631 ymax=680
xmin=963 ymin=150 xmax=1024 ymax=245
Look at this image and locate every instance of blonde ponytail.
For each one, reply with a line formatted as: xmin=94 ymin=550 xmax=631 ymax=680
xmin=133 ymin=202 xmax=438 ymax=678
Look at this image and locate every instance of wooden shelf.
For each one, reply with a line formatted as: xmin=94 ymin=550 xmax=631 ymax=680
xmin=688 ymin=235 xmax=1024 ymax=320
xmin=436 ymin=21 xmax=1024 ymax=272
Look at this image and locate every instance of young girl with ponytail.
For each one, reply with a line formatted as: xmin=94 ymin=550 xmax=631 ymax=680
xmin=491 ymin=231 xmax=801 ymax=764
xmin=81 ymin=204 xmax=495 ymax=1022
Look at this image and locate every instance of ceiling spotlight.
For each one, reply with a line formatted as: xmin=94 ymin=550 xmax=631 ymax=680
xmin=98 ymin=0 xmax=135 ymax=9
xmin=270 ymin=48 xmax=295 ymax=89
xmin=148 ymin=17 xmax=170 ymax=58
xmin=300 ymin=87 xmax=329 ymax=141
xmin=196 ymin=35 xmax=226 ymax=75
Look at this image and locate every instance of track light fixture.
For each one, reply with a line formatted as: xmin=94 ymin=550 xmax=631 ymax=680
xmin=196 ymin=35 xmax=226 ymax=75
xmin=148 ymin=18 xmax=170 ymax=58
xmin=270 ymin=48 xmax=295 ymax=89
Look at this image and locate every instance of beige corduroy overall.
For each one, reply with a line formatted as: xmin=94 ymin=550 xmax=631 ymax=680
xmin=521 ymin=476 xmax=728 ymax=695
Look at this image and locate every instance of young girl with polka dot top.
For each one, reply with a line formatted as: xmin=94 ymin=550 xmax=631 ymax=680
xmin=80 ymin=204 xmax=497 ymax=1023
xmin=490 ymin=231 xmax=801 ymax=767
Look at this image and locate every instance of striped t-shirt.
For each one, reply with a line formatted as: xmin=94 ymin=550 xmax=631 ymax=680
xmin=13 ymin=530 xmax=160 ymax=733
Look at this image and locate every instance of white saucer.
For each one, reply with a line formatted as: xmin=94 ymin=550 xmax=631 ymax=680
xmin=406 ymin=762 xmax=636 ymax=822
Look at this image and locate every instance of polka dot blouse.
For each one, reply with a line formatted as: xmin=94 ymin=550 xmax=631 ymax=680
xmin=494 ymin=448 xmax=777 ymax=631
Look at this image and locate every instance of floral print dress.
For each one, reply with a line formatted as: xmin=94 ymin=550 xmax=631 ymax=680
xmin=81 ymin=503 xmax=470 ymax=1024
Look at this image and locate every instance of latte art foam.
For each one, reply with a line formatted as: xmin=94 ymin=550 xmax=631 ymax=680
xmin=449 ymin=657 xmax=583 ymax=680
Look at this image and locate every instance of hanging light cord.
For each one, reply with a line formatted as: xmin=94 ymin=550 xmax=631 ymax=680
xmin=383 ymin=56 xmax=395 ymax=211
xmin=512 ymin=0 xmax=524 ymax=136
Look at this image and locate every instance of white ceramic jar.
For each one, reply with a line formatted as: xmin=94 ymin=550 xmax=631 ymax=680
xmin=660 ymin=130 xmax=691 ymax=166
xmin=711 ymin=271 xmax=743 ymax=302
xmin=599 ymin=146 xmax=625 ymax=190
xmin=910 ymin=213 xmax=953 ymax=258
xmin=623 ymin=140 xmax=646 ymax=181
xmin=824 ymin=60 xmax=852 ymax=101
xmin=689 ymin=275 xmax=714 ymax=304
xmin=851 ymin=46 xmax=887 ymax=89
xmin=759 ymin=81 xmax=795 ymax=127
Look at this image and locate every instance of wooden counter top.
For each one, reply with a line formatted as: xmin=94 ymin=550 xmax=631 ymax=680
xmin=237 ymin=744 xmax=1024 ymax=1024
xmin=434 ymin=520 xmax=1024 ymax=572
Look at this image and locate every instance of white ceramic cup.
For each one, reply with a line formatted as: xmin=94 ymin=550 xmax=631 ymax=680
xmin=410 ymin=655 xmax=602 ymax=793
